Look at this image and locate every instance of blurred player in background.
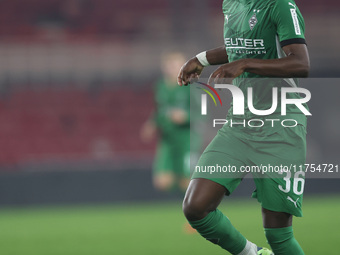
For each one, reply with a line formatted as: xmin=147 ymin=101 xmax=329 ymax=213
xmin=141 ymin=52 xmax=197 ymax=193
xmin=177 ymin=0 xmax=310 ymax=254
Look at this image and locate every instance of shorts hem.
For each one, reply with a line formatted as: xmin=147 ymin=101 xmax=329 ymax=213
xmin=259 ymin=203 xmax=303 ymax=217
xmin=191 ymin=177 xmax=236 ymax=196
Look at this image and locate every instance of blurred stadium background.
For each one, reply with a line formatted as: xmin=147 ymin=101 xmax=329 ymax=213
xmin=0 ymin=0 xmax=339 ymax=254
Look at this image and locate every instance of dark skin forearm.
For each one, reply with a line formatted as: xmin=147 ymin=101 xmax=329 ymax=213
xmin=208 ymin=44 xmax=310 ymax=84
xmin=177 ymin=43 xmax=309 ymax=86
xmin=205 ymin=46 xmax=229 ymax=65
xmin=176 ymin=46 xmax=229 ymax=86
xmin=243 ymin=44 xmax=310 ymax=77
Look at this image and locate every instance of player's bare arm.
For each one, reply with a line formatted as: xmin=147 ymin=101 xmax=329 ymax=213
xmin=177 ymin=46 xmax=229 ymax=86
xmin=209 ymin=44 xmax=310 ymax=84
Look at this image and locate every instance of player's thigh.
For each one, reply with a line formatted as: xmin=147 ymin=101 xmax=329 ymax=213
xmin=172 ymin=150 xmax=191 ymax=191
xmin=261 ymin=207 xmax=292 ymax=228
xmin=192 ymin=130 xmax=249 ymax=195
xmin=252 ymin=125 xmax=307 ymax=217
xmin=153 ymin=139 xmax=175 ymax=189
xmin=172 ymin=137 xmax=191 ymax=179
xmin=153 ymin=139 xmax=173 ymax=173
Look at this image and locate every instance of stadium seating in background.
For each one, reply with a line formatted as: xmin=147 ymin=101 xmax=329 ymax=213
xmin=0 ymin=0 xmax=170 ymax=40
xmin=0 ymin=0 xmax=337 ymax=41
xmin=0 ymin=85 xmax=155 ymax=167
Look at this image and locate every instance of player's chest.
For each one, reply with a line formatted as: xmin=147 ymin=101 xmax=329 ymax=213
xmin=223 ymin=4 xmax=274 ymax=37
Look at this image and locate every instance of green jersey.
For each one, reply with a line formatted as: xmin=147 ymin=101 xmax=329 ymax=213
xmin=153 ymin=78 xmax=190 ymax=136
xmin=222 ymin=0 xmax=308 ymax=133
xmin=223 ymin=0 xmax=306 ymax=66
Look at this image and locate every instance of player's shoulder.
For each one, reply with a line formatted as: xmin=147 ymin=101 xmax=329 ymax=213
xmin=264 ymin=0 xmax=302 ymax=19
xmin=269 ymin=0 xmax=299 ymax=9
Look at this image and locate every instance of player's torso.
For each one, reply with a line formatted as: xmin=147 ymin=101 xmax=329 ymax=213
xmin=221 ymin=0 xmax=308 ymax=133
xmin=155 ymin=80 xmax=189 ymax=111
xmin=155 ymin=79 xmax=190 ymax=134
xmin=223 ymin=0 xmax=278 ymax=68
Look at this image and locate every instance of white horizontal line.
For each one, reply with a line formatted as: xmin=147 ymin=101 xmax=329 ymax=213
xmin=226 ymin=47 xmax=265 ymax=49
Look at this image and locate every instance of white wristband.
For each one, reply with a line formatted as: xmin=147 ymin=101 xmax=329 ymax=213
xmin=196 ymin=51 xmax=210 ymax=67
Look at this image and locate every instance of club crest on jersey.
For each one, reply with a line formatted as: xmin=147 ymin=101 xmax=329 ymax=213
xmin=249 ymin=12 xmax=257 ymax=30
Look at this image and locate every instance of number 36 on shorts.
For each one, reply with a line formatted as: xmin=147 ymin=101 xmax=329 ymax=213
xmin=278 ymin=171 xmax=305 ymax=195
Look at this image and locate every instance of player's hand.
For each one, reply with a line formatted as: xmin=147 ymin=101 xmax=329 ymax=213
xmin=177 ymin=57 xmax=204 ymax=86
xmin=140 ymin=121 xmax=157 ymax=143
xmin=169 ymin=109 xmax=187 ymax=125
xmin=208 ymin=59 xmax=246 ymax=85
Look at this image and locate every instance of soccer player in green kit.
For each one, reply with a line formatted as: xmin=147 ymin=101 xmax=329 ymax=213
xmin=177 ymin=0 xmax=310 ymax=254
xmin=141 ymin=52 xmax=193 ymax=192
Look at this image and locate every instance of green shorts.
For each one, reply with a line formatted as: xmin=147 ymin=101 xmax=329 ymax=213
xmin=192 ymin=125 xmax=307 ymax=217
xmin=153 ymin=135 xmax=191 ymax=178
